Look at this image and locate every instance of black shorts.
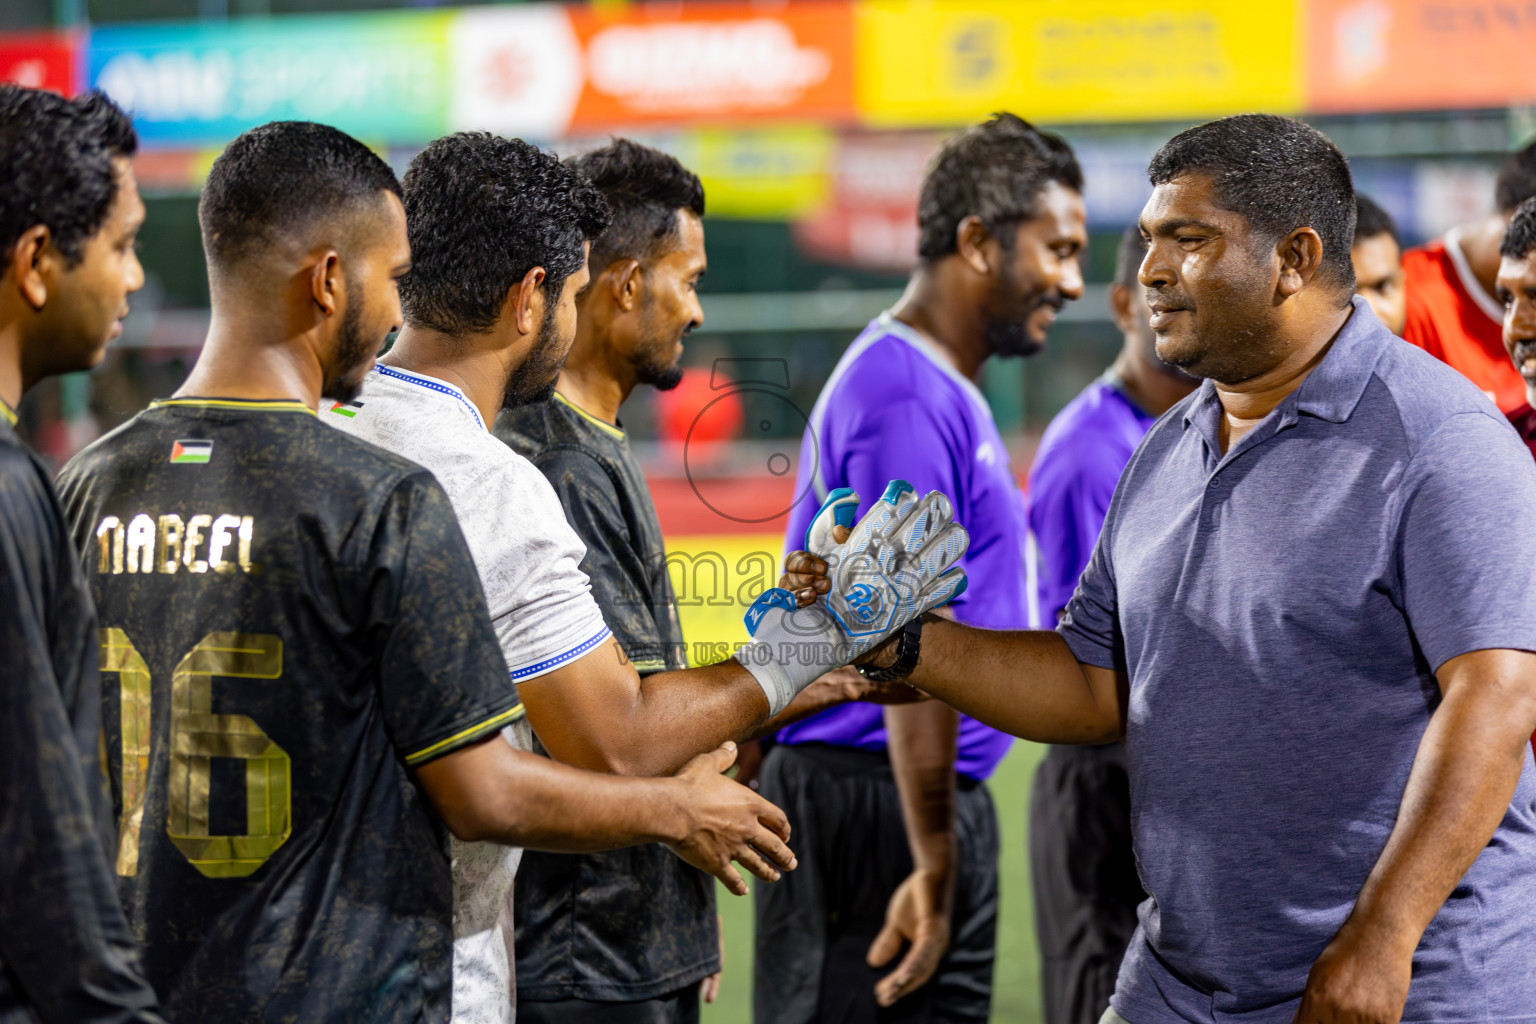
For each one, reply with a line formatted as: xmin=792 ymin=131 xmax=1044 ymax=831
xmin=753 ymin=743 xmax=999 ymax=1024
xmin=1028 ymin=742 xmax=1146 ymax=1024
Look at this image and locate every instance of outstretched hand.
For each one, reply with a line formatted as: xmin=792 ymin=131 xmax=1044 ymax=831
xmin=665 ymin=742 xmax=797 ymax=897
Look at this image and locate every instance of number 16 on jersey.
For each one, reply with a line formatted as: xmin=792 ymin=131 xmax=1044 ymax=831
xmin=100 ymin=628 xmax=292 ymax=879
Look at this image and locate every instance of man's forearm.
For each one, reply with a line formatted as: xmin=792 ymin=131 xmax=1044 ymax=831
xmin=905 ymin=620 xmax=1124 ymax=743
xmin=522 ymin=644 xmax=773 ymax=776
xmin=887 ymin=701 xmax=959 ymax=878
xmin=418 ymin=737 xmax=690 ymax=851
xmin=1336 ymin=652 xmax=1536 ymax=958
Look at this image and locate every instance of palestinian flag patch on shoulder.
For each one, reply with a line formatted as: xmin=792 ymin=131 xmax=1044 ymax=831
xmin=170 ymin=439 xmax=213 ymax=464
xmin=327 ymin=399 xmax=364 ymax=418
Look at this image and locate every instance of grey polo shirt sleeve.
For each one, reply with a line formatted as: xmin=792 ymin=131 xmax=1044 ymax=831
xmin=1398 ymin=411 xmax=1536 ymax=672
xmin=1056 ymin=504 xmax=1124 ymax=672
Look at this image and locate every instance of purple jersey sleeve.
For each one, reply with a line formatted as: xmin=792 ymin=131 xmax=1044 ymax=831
xmin=1028 ymin=441 xmax=1120 ymax=626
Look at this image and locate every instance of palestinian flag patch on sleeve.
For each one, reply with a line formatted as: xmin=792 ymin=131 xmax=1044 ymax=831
xmin=327 ymin=399 xmax=364 ymax=418
xmin=170 ymin=439 xmax=213 ymax=464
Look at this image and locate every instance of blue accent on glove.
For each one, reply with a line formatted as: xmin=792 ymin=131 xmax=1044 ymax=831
xmin=946 ymin=571 xmax=968 ymax=604
xmin=743 ymin=588 xmax=799 ymax=636
xmin=879 ymin=479 xmax=914 ymax=505
xmin=804 ymin=487 xmax=858 ymax=551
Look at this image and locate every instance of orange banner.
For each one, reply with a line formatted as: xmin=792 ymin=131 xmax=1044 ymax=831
xmin=567 ymin=2 xmax=856 ymax=127
xmin=1308 ymin=0 xmax=1536 ymax=113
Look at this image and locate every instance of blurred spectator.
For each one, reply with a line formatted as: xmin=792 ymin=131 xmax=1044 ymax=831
xmin=1351 ymin=194 xmax=1405 ymax=336
xmin=1493 ymin=196 xmax=1536 ymax=757
xmin=1495 ymin=197 xmax=1536 ymax=458
xmin=1402 ymin=141 xmax=1536 ymax=411
xmin=1025 ymin=226 xmax=1195 ymax=1024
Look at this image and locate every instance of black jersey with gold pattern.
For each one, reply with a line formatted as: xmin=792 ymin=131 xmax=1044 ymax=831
xmin=56 ymin=397 xmax=523 ymax=1024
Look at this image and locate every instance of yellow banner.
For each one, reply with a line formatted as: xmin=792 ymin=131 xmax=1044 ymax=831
xmin=855 ymin=0 xmax=1303 ymax=127
xmin=673 ymin=126 xmax=835 ymax=220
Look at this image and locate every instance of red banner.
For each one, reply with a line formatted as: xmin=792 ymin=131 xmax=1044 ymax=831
xmin=567 ymin=2 xmax=856 ymax=128
xmin=0 ymin=32 xmax=77 ymax=96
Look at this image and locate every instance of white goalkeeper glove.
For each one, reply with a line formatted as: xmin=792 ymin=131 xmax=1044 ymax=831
xmin=735 ymin=479 xmax=969 ymax=716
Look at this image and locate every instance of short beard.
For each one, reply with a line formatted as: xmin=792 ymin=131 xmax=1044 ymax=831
xmin=320 ymin=281 xmax=376 ymax=403
xmin=501 ymin=298 xmax=564 ymax=410
xmin=982 ymin=257 xmax=1054 ymax=359
xmin=633 ymin=304 xmax=686 ymax=392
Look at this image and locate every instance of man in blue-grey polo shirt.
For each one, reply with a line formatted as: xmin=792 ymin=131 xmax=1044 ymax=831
xmin=859 ymin=113 xmax=1536 ymax=1023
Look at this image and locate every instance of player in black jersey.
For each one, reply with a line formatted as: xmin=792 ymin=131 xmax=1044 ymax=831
xmin=0 ymin=84 xmax=164 ymax=1024
xmin=56 ymin=121 xmax=795 ymax=1024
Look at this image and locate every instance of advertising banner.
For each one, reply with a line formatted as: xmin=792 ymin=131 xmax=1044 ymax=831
xmin=89 ymin=13 xmax=452 ymax=148
xmin=449 ymin=2 xmax=857 ymax=139
xmin=0 ymin=32 xmax=78 ymax=95
xmin=855 ymin=0 xmax=1303 ymax=127
xmin=569 ymin=2 xmax=856 ymax=127
xmin=1308 ymin=0 xmax=1536 ymax=113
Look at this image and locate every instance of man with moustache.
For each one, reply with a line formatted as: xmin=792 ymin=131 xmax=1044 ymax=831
xmin=60 ymin=122 xmax=799 ymax=1024
xmin=0 ymin=83 xmax=164 ymax=1024
xmin=757 ymin=112 xmax=1087 ymax=1024
xmin=1024 ymin=226 xmax=1195 ymax=1024
xmin=865 ymin=113 xmax=1536 ymax=1023
xmin=334 ymin=132 xmax=964 ymax=1024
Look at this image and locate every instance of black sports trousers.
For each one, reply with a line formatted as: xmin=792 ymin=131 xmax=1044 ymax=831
xmin=1028 ymin=742 xmax=1146 ymax=1024
xmin=516 ymin=986 xmax=699 ymax=1024
xmin=753 ymin=743 xmax=999 ymax=1024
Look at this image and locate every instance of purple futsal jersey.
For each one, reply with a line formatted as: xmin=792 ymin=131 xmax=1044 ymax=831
xmin=777 ymin=313 xmax=1022 ymax=780
xmin=1026 ymin=374 xmax=1158 ymax=628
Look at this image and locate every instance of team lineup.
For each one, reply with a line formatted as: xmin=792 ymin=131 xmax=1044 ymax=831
xmin=3 ymin=78 xmax=1536 ymax=1024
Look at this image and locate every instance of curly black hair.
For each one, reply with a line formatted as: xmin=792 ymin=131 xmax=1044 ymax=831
xmin=1500 ymin=197 xmax=1536 ymax=261
xmin=0 ymin=85 xmax=137 ymax=272
xmin=400 ymin=132 xmax=611 ymax=335
xmin=1148 ymin=114 xmax=1356 ymax=292
xmin=199 ymin=121 xmax=400 ymax=272
xmin=917 ymin=112 xmax=1083 ymax=261
xmin=1354 ymin=193 xmax=1398 ymax=246
xmin=565 ymin=138 xmax=704 ymax=276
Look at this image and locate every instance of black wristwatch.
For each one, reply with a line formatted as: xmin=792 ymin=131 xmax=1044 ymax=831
xmin=857 ymin=617 xmax=923 ymax=682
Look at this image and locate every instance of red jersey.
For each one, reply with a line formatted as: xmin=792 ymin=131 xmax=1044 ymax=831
xmin=1508 ymin=403 xmax=1536 ymax=460
xmin=1402 ymin=229 xmax=1525 ymax=413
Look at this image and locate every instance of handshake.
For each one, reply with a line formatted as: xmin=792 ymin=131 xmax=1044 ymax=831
xmin=735 ymin=479 xmax=971 ymax=716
